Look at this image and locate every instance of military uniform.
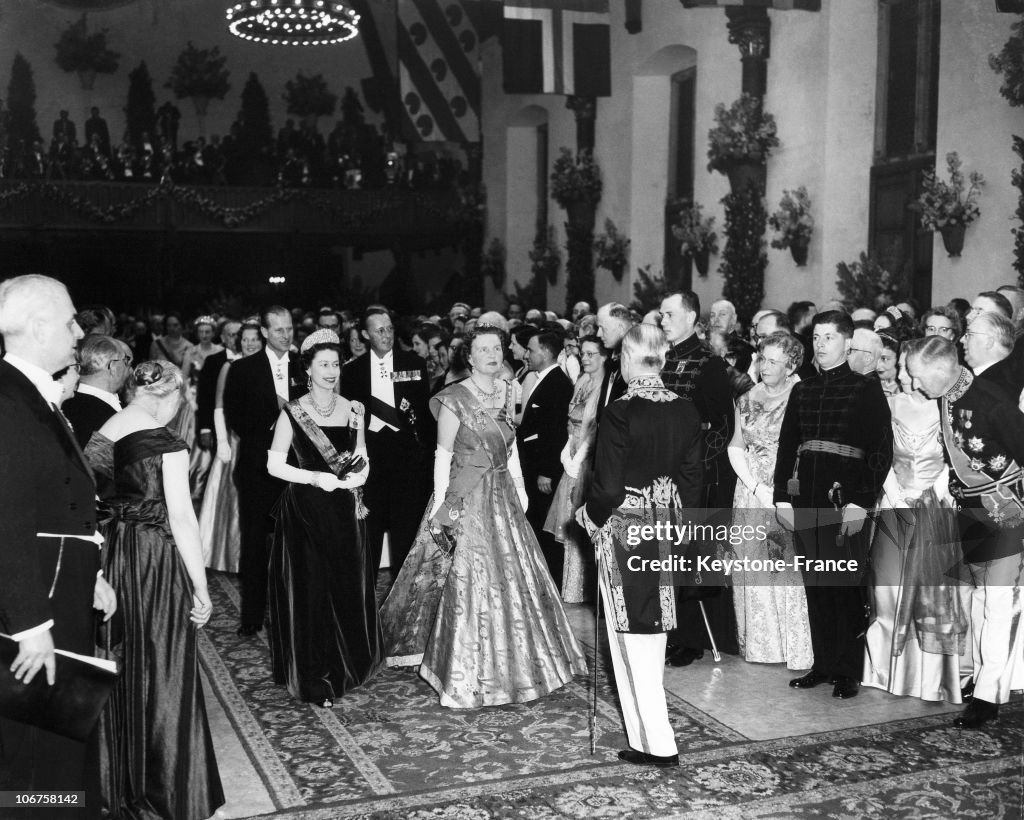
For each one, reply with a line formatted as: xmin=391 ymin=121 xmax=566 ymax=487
xmin=773 ymin=361 xmax=892 ymax=683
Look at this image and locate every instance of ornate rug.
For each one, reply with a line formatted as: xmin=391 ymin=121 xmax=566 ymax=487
xmin=201 ymin=573 xmax=1024 ymax=819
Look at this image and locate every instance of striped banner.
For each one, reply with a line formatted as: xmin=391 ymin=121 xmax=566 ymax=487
xmin=398 ymin=0 xmax=483 ymax=143
xmin=681 ymin=0 xmax=821 ymax=9
xmin=502 ymin=0 xmax=611 ymax=97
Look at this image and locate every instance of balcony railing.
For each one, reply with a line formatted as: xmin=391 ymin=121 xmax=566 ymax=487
xmin=0 ymin=180 xmax=471 ymax=240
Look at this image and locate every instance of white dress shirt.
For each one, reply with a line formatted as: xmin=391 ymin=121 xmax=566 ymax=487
xmin=369 ymin=350 xmax=399 ymax=432
xmin=76 ymin=381 xmax=122 ymax=412
xmin=266 ymin=347 xmax=290 ymax=403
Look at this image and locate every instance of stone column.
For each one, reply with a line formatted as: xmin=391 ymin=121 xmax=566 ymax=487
xmin=726 ymin=7 xmax=771 ymax=99
xmin=566 ymin=95 xmax=596 ymax=153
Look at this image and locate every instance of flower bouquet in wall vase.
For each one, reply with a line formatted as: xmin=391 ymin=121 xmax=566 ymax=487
xmin=768 ymin=186 xmax=814 ymax=267
xmin=706 ymin=93 xmax=779 ymax=195
xmin=166 ymin=42 xmax=231 ymax=130
xmin=55 ymin=15 xmax=120 ymax=90
xmin=673 ymin=202 xmax=718 ymax=276
xmin=912 ymin=152 xmax=985 ymax=257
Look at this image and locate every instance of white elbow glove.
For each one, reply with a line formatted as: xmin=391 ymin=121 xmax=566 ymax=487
xmin=430 ymin=446 xmax=454 ymax=518
xmin=508 ymin=441 xmax=529 ymax=512
xmin=213 ymin=408 xmax=231 ymax=464
xmin=565 ymin=443 xmax=587 ymax=480
xmin=337 ymin=448 xmax=370 ymax=489
xmin=267 ymin=450 xmax=338 ymax=492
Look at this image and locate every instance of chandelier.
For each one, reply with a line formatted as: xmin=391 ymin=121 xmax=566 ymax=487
xmin=226 ymin=0 xmax=360 ymax=46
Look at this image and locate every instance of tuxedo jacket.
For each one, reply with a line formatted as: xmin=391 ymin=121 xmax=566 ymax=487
xmin=595 ymin=358 xmax=626 ymax=427
xmin=223 ymin=350 xmax=305 ymax=469
xmin=62 ymin=391 xmax=117 ymax=449
xmin=196 ymin=349 xmax=229 ymax=434
xmin=0 ymin=359 xmax=98 ymax=637
xmin=517 ymin=367 xmax=573 ymax=482
xmin=340 ymin=349 xmax=434 ymax=454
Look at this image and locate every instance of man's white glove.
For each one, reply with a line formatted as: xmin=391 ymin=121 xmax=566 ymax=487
xmin=430 ymin=446 xmax=454 ymax=518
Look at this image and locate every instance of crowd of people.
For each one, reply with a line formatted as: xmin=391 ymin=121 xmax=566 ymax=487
xmin=4 ymin=274 xmax=1024 ymax=816
xmin=0 ymin=100 xmax=466 ymax=190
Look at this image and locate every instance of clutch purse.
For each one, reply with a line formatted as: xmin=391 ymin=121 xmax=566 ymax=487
xmin=0 ymin=634 xmax=119 ymax=742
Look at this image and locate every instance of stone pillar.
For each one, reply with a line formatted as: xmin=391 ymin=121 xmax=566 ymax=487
xmin=566 ymin=95 xmax=596 ymax=153
xmin=725 ymin=7 xmax=771 ymax=99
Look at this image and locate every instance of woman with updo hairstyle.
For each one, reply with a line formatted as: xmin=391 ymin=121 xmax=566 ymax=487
xmin=265 ymin=329 xmax=380 ymax=707
xmin=726 ymin=330 xmax=814 ymax=670
xmin=198 ymin=319 xmax=264 ymax=572
xmin=381 ymin=324 xmax=587 ymax=708
xmin=84 ymin=360 xmax=224 ymax=820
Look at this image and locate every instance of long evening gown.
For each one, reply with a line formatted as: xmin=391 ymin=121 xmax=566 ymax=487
xmin=381 ymin=382 xmax=587 ymax=708
xmin=85 ymin=429 xmax=224 ymax=820
xmin=730 ymin=386 xmax=814 ymax=669
xmin=543 ymin=372 xmax=599 ymax=603
xmin=862 ymin=392 xmax=966 ymax=702
xmin=198 ymin=432 xmax=240 ymax=572
xmin=268 ymin=414 xmax=383 ymax=704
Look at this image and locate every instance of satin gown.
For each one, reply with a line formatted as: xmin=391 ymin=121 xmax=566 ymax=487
xmin=381 ymin=383 xmax=587 ymax=709
xmin=85 ymin=429 xmax=224 ymax=820
xmin=268 ymin=420 xmax=384 ymax=704
xmin=543 ymin=372 xmax=599 ymax=603
xmin=862 ymin=393 xmax=965 ymax=702
xmin=730 ymin=387 xmax=814 ymax=669
xmin=198 ymin=432 xmax=241 ymax=572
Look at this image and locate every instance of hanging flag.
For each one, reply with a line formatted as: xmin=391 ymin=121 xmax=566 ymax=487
xmin=398 ymin=0 xmax=483 ymax=143
xmin=680 ymin=0 xmax=821 ymax=10
xmin=502 ymin=0 xmax=611 ymax=97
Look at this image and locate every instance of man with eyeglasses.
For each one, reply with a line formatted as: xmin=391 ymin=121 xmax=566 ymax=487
xmin=62 ymin=334 xmax=132 ymax=448
xmin=962 ymin=311 xmax=1023 ymax=397
xmin=774 ymin=310 xmax=892 ymax=700
xmin=847 ymin=327 xmax=883 ymax=377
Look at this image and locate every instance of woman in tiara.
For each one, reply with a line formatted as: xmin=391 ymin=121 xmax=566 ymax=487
xmin=266 ymin=329 xmax=383 ymax=707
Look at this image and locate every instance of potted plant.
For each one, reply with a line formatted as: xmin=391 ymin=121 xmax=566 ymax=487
xmin=54 ymin=15 xmax=119 ymax=90
xmin=593 ymin=218 xmax=630 ymax=281
xmin=529 ymin=226 xmax=561 ymax=285
xmin=706 ymin=93 xmax=779 ymax=194
xmin=768 ymin=186 xmax=814 ymax=266
xmin=989 ymin=10 xmax=1024 ymax=107
xmin=166 ymin=42 xmax=230 ymax=119
xmin=912 ymin=152 xmax=985 ymax=257
xmin=672 ymin=202 xmax=719 ymax=276
xmin=283 ymin=72 xmax=337 ymax=129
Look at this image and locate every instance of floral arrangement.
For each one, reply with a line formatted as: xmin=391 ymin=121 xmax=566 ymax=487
xmin=55 ymin=15 xmax=119 ymax=74
xmin=480 ymin=238 xmax=506 ymax=288
xmin=912 ymin=152 xmax=985 ymax=231
xmin=284 ymin=72 xmax=337 ymax=119
xmin=768 ymin=187 xmax=814 ymax=250
xmin=593 ymin=218 xmax=630 ymax=280
xmin=550 ymin=148 xmax=602 ymax=209
xmin=706 ymin=93 xmax=779 ymax=173
xmin=989 ymin=12 xmax=1024 ymax=107
xmin=529 ymin=226 xmax=561 ymax=285
xmin=835 ymin=253 xmax=910 ymax=312
xmin=672 ymin=202 xmax=719 ymax=257
xmin=166 ymin=43 xmax=230 ymax=100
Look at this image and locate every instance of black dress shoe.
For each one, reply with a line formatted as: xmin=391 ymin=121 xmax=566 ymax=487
xmin=666 ymin=647 xmax=704 ymax=667
xmin=961 ymin=679 xmax=975 ymax=702
xmin=832 ymin=677 xmax=859 ymax=699
xmin=618 ymin=749 xmax=679 ymax=767
xmin=236 ymin=624 xmax=262 ymax=637
xmin=954 ymin=698 xmax=999 ymax=729
xmin=789 ymin=670 xmax=830 ymax=689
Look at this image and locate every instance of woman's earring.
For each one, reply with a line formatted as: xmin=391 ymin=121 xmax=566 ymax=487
xmin=307 ymin=374 xmax=312 ymax=390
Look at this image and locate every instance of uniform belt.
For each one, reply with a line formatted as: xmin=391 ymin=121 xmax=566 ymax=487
xmin=956 ymin=468 xmax=1024 ymax=497
xmin=797 ymin=440 xmax=865 ymax=460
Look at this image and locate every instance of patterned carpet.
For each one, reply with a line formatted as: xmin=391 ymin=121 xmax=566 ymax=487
xmin=202 ymin=573 xmax=1024 ymax=819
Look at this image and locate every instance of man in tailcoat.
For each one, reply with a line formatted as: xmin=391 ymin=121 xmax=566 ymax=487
xmin=0 ymin=274 xmax=116 ymax=806
xmin=774 ymin=310 xmax=892 ymax=700
xmin=517 ymin=329 xmax=573 ymax=586
xmin=594 ymin=303 xmax=633 ymax=425
xmin=907 ymin=335 xmax=1024 ymax=728
xmin=223 ymin=306 xmax=306 ymax=636
xmin=62 ymin=334 xmax=131 ymax=448
xmin=196 ymin=319 xmax=240 ymax=454
xmin=658 ymin=291 xmax=738 ymax=666
xmin=580 ymin=324 xmax=703 ymax=768
xmin=341 ymin=307 xmax=433 ymax=573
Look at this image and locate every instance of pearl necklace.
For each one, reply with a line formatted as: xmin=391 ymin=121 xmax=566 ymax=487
xmin=307 ymin=391 xmax=338 ymax=418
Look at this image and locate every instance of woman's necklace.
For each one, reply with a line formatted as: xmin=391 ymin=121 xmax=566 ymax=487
xmin=307 ymin=390 xmax=337 ymax=418
xmin=469 ymin=376 xmax=499 ymax=403
xmin=761 ymin=380 xmax=789 ymax=398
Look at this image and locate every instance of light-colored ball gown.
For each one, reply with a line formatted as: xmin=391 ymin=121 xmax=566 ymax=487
xmin=730 ymin=384 xmax=814 ymax=669
xmin=380 ymin=382 xmax=587 ymax=708
xmin=862 ymin=392 xmax=967 ymax=702
xmin=199 ymin=432 xmax=240 ymax=572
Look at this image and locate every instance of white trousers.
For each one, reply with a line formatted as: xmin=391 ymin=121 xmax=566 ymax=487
xmin=966 ymin=553 xmax=1024 ymax=704
xmin=600 ymin=572 xmax=677 ymax=756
